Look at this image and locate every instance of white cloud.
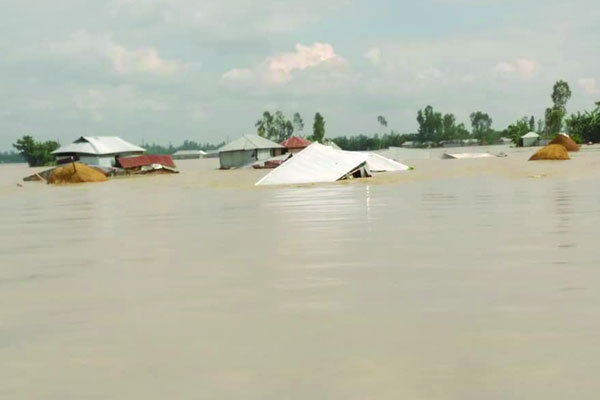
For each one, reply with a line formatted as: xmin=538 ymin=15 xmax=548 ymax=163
xmin=364 ymin=47 xmax=382 ymax=66
xmin=578 ymin=78 xmax=599 ymax=95
xmin=43 ymin=30 xmax=180 ymax=75
xmin=266 ymin=43 xmax=344 ymax=84
xmin=492 ymin=58 xmax=539 ymax=77
xmin=221 ymin=68 xmax=254 ymax=86
xmin=222 ymin=43 xmax=348 ymax=87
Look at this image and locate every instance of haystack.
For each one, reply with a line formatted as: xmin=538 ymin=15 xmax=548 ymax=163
xmin=47 ymin=163 xmax=108 ymax=184
xmin=528 ymin=144 xmax=570 ymax=161
xmin=549 ymin=134 xmax=579 ymax=152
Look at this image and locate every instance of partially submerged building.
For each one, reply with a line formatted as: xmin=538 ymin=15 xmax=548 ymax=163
xmin=280 ymin=136 xmax=312 ymax=154
xmin=218 ymin=135 xmax=283 ymax=169
xmin=255 ymin=143 xmax=409 ymax=186
xmin=522 ymin=132 xmax=540 ymax=147
xmin=172 ymin=149 xmax=207 ymax=160
xmin=52 ymin=136 xmax=145 ymax=167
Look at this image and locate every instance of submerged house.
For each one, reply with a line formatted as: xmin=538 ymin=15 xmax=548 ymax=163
xmin=172 ymin=149 xmax=207 ymax=160
xmin=52 ymin=136 xmax=145 ymax=167
xmin=255 ymin=143 xmax=409 ymax=186
xmin=522 ymin=132 xmax=540 ymax=147
xmin=280 ymin=136 xmax=312 ymax=154
xmin=218 ymin=135 xmax=283 ymax=169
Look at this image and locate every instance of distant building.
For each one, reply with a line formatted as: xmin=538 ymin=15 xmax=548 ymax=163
xmin=218 ymin=135 xmax=284 ymax=169
xmin=401 ymin=141 xmax=416 ymax=148
xmin=462 ymin=138 xmax=479 ymax=146
xmin=280 ymin=136 xmax=312 ymax=154
xmin=52 ymin=136 xmax=145 ymax=167
xmin=172 ymin=149 xmax=207 ymax=160
xmin=522 ymin=132 xmax=540 ymax=147
xmin=439 ymin=140 xmax=463 ymax=148
xmin=497 ymin=137 xmax=513 ymax=145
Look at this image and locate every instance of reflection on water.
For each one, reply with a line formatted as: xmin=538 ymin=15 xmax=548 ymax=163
xmin=1 ymin=163 xmax=600 ymax=399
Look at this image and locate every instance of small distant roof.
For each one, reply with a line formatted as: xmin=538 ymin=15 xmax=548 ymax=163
xmin=280 ymin=136 xmax=312 ymax=149
xmin=522 ymin=131 xmax=540 ymax=138
xmin=173 ymin=149 xmax=207 ymax=155
xmin=219 ymin=134 xmax=283 ymax=152
xmin=53 ymin=136 xmax=145 ymax=155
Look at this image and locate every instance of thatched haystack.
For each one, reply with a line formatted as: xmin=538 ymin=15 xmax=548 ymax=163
xmin=47 ymin=163 xmax=108 ymax=184
xmin=549 ymin=134 xmax=579 ymax=151
xmin=528 ymin=144 xmax=570 ymax=161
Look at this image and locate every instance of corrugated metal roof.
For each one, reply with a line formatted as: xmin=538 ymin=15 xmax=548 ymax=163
xmin=365 ymin=153 xmax=410 ymax=171
xmin=280 ymin=136 xmax=312 ymax=149
xmin=522 ymin=132 xmax=540 ymax=138
xmin=256 ymin=143 xmax=410 ymax=186
xmin=256 ymin=143 xmax=366 ymax=186
xmin=219 ymin=135 xmax=283 ymax=152
xmin=53 ymin=136 xmax=146 ymax=155
xmin=117 ymin=155 xmax=176 ymax=169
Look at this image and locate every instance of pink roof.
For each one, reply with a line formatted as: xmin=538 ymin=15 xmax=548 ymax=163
xmin=117 ymin=155 xmax=176 ymax=169
xmin=280 ymin=136 xmax=312 ymax=149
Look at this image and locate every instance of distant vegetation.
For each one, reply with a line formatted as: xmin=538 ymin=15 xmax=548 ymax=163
xmin=251 ymin=80 xmax=599 ymax=151
xmin=5 ymin=81 xmax=599 ymax=160
xmin=0 ymin=151 xmax=24 ymax=164
xmin=143 ymin=140 xmax=225 ymax=155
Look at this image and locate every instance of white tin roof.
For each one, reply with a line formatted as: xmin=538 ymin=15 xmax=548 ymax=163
xmin=255 ymin=143 xmax=408 ymax=186
xmin=53 ymin=136 xmax=145 ymax=155
xmin=219 ymin=135 xmax=283 ymax=152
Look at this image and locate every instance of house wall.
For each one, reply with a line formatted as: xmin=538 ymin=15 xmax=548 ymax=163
xmin=173 ymin=154 xmax=202 ymax=160
xmin=522 ymin=137 xmax=539 ymax=147
xmin=219 ymin=150 xmax=253 ymax=169
xmin=219 ymin=148 xmax=279 ymax=168
xmin=256 ymin=149 xmax=273 ymax=161
xmin=79 ymin=155 xmax=115 ymax=167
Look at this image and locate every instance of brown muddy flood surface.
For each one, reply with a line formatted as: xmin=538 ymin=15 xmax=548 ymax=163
xmin=2 ymin=146 xmax=600 ymax=399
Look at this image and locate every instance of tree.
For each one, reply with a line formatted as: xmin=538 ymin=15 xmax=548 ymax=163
xmin=416 ymin=106 xmax=443 ymax=143
xmin=255 ymin=110 xmax=294 ymax=142
xmin=565 ymin=101 xmax=600 ymax=143
xmin=292 ymin=112 xmax=304 ymax=134
xmin=537 ymin=118 xmax=544 ymax=133
xmin=470 ymin=111 xmax=493 ymax=140
xmin=377 ymin=115 xmax=388 ymax=132
xmin=312 ymin=113 xmax=326 ymax=143
xmin=529 ymin=116 xmax=535 ymax=131
xmin=506 ymin=118 xmax=530 ymax=147
xmin=545 ymin=80 xmax=572 ymax=135
xmin=255 ymin=111 xmax=274 ymax=138
xmin=13 ymin=135 xmax=60 ymax=166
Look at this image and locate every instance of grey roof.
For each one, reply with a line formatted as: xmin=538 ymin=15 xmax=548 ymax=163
xmin=53 ymin=136 xmax=145 ymax=155
xmin=522 ymin=131 xmax=540 ymax=138
xmin=219 ymin=135 xmax=283 ymax=152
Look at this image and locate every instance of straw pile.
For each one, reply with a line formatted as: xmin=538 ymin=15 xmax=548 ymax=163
xmin=47 ymin=163 xmax=108 ymax=184
xmin=528 ymin=144 xmax=570 ymax=161
xmin=549 ymin=134 xmax=579 ymax=151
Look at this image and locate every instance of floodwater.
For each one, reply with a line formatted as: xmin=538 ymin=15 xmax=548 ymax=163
xmin=2 ymin=147 xmax=600 ymax=399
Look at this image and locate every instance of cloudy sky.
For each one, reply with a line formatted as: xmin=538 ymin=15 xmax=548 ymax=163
xmin=1 ymin=0 xmax=599 ymax=150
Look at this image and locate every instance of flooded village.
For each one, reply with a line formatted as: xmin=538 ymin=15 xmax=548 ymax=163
xmin=2 ymin=0 xmax=600 ymax=398
xmin=3 ymin=127 xmax=600 ymax=399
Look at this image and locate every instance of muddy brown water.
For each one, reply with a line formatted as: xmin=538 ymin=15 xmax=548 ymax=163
xmin=2 ymin=147 xmax=600 ymax=399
